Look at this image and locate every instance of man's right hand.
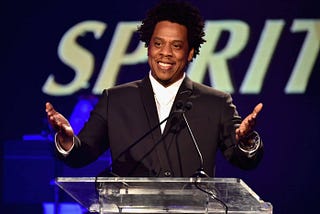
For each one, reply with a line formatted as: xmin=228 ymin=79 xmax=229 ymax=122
xmin=45 ymin=102 xmax=74 ymax=151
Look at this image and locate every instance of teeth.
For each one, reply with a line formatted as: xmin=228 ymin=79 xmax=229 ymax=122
xmin=159 ymin=62 xmax=171 ymax=67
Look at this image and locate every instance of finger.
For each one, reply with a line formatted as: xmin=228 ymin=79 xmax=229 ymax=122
xmin=247 ymin=114 xmax=257 ymax=123
xmin=235 ymin=128 xmax=242 ymax=139
xmin=46 ymin=104 xmax=61 ymax=122
xmin=253 ymin=103 xmax=263 ymax=114
xmin=45 ymin=102 xmax=52 ymax=112
xmin=238 ymin=123 xmax=247 ymax=134
xmin=49 ymin=115 xmax=61 ymax=126
xmin=237 ymin=128 xmax=246 ymax=138
xmin=242 ymin=119 xmax=249 ymax=127
xmin=252 ymin=103 xmax=263 ymax=118
xmin=240 ymin=118 xmax=254 ymax=134
xmin=46 ymin=102 xmax=58 ymax=115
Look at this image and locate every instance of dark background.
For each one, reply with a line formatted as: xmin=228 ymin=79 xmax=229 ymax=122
xmin=1 ymin=0 xmax=319 ymax=213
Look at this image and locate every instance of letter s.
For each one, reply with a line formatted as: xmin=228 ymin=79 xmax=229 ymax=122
xmin=42 ymin=20 xmax=107 ymax=96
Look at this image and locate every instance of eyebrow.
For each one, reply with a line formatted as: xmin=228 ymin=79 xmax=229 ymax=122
xmin=153 ymin=37 xmax=184 ymax=43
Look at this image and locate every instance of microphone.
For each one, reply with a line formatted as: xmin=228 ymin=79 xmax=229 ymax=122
xmin=180 ymin=102 xmax=209 ymax=178
xmin=99 ymin=101 xmax=187 ymax=177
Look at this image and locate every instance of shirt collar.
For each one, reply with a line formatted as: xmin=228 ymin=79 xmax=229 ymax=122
xmin=149 ymin=71 xmax=185 ymax=98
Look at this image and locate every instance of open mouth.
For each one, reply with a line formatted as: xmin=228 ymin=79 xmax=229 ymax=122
xmin=158 ymin=61 xmax=174 ymax=70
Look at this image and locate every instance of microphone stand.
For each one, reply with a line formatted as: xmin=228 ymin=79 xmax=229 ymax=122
xmin=181 ymin=103 xmax=228 ymax=213
xmin=181 ymin=112 xmax=209 ymax=178
xmin=99 ymin=106 xmax=185 ymax=177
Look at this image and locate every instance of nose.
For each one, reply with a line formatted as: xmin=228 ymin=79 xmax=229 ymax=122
xmin=160 ymin=43 xmax=173 ymax=57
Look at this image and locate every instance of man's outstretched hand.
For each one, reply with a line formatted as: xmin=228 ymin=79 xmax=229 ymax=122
xmin=45 ymin=102 xmax=74 ymax=151
xmin=236 ymin=103 xmax=263 ymax=141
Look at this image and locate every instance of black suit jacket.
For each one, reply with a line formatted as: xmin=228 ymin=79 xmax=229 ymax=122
xmin=60 ymin=76 xmax=263 ymax=177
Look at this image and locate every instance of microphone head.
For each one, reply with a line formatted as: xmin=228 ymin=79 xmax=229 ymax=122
xmin=174 ymin=100 xmax=192 ymax=114
xmin=184 ymin=101 xmax=193 ymax=111
xmin=175 ymin=100 xmax=184 ymax=109
xmin=173 ymin=100 xmax=185 ymax=114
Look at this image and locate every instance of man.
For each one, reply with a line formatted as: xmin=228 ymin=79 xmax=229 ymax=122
xmin=46 ymin=1 xmax=263 ymax=177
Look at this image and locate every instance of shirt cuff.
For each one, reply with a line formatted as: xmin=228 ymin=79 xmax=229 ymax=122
xmin=55 ymin=133 xmax=78 ymax=156
xmin=237 ymin=131 xmax=261 ymax=157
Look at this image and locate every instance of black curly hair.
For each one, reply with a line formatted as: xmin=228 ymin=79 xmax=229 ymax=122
xmin=137 ymin=0 xmax=206 ymax=59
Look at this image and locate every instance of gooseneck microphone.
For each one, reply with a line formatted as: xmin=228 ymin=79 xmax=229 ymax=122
xmin=96 ymin=99 xmax=228 ymax=213
xmin=181 ymin=102 xmax=228 ymax=213
xmin=180 ymin=102 xmax=209 ymax=178
xmin=99 ymin=100 xmax=188 ymax=177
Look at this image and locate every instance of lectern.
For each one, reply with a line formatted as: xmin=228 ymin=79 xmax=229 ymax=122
xmin=55 ymin=177 xmax=272 ymax=213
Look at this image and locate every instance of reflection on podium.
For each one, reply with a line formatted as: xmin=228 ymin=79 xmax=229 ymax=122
xmin=56 ymin=177 xmax=272 ymax=214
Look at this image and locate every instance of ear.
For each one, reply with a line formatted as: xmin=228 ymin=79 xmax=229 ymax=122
xmin=187 ymin=48 xmax=195 ymax=62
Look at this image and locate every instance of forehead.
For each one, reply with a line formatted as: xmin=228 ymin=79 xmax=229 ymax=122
xmin=152 ymin=20 xmax=188 ymax=41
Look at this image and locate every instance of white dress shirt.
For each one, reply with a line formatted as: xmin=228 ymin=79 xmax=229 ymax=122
xmin=149 ymin=72 xmax=185 ymax=133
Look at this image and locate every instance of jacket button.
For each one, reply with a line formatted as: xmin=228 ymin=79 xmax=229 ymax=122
xmin=164 ymin=171 xmax=171 ymax=177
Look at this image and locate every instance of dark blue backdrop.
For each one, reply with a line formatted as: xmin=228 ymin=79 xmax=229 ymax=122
xmin=1 ymin=0 xmax=319 ymax=213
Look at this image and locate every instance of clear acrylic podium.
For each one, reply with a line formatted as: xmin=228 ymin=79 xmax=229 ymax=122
xmin=55 ymin=177 xmax=272 ymax=213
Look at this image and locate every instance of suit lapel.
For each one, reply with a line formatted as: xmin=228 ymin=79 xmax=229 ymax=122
xmin=138 ymin=76 xmax=194 ymax=137
xmin=139 ymin=76 xmax=166 ymax=173
xmin=139 ymin=76 xmax=162 ymax=140
xmin=138 ymin=75 xmax=194 ymax=175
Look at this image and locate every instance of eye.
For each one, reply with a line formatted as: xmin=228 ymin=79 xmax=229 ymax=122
xmin=154 ymin=41 xmax=162 ymax=47
xmin=172 ymin=43 xmax=183 ymax=49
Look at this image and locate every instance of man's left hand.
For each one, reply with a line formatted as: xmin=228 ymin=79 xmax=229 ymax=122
xmin=236 ymin=103 xmax=263 ymax=141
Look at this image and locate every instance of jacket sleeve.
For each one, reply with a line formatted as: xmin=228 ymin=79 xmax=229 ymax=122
xmin=56 ymin=90 xmax=110 ymax=168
